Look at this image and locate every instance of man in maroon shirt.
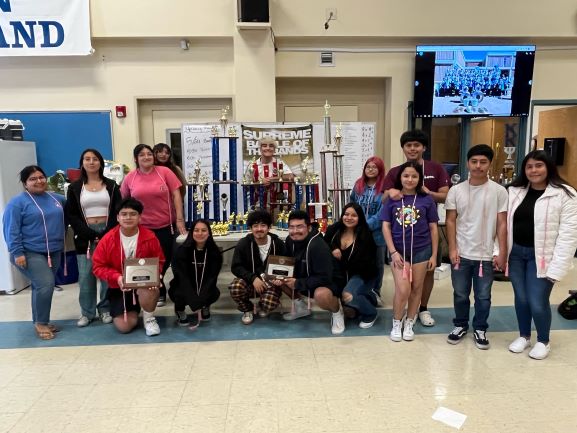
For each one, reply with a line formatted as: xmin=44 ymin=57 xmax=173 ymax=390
xmin=383 ymin=129 xmax=449 ymax=327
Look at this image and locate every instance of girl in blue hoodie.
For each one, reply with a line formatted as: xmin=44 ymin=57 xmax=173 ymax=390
xmin=350 ymin=156 xmax=386 ymax=299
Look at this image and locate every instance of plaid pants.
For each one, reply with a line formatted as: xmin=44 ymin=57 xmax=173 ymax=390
xmin=229 ymin=278 xmax=281 ymax=313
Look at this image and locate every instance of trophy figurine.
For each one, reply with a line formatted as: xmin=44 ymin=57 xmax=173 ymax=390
xmin=228 ymin=126 xmax=238 ymax=137
xmin=333 ymin=123 xmax=343 ymax=152
xmin=324 ymin=100 xmax=331 ymax=116
xmin=211 ymin=125 xmax=219 ymax=137
xmin=196 ymin=201 xmax=203 ymax=215
xmin=228 ymin=212 xmax=236 ymax=231
xmin=220 ymin=106 xmax=230 ymax=136
xmin=220 ymin=193 xmax=229 ymax=222
xmin=245 ymin=162 xmax=254 ymax=184
xmin=186 ymin=173 xmax=194 ymax=185
xmin=276 ymin=210 xmax=284 ymax=229
xmin=194 ymin=159 xmax=201 ymax=184
xmin=278 ymin=164 xmax=284 ymax=182
xmin=301 ymin=156 xmax=310 ymax=183
xmin=222 ymin=161 xmax=229 ymax=181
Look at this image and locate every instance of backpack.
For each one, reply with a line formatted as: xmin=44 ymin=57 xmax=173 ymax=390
xmin=557 ymin=293 xmax=577 ymax=320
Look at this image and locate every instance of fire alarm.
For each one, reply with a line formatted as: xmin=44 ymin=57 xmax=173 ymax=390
xmin=115 ymin=106 xmax=127 ymax=118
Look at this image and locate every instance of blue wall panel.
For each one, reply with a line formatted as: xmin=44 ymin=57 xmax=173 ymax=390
xmin=0 ymin=111 xmax=113 ymax=176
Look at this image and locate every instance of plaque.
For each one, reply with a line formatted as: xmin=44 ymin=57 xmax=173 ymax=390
xmin=123 ymin=258 xmax=160 ymax=288
xmin=265 ymin=255 xmax=295 ymax=281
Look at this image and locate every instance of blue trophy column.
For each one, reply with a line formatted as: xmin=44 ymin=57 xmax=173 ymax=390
xmin=229 ymin=137 xmax=238 ymax=216
xmin=212 ymin=137 xmax=220 ymax=221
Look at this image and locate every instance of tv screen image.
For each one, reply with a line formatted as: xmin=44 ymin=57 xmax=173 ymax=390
xmin=414 ymin=45 xmax=535 ymax=118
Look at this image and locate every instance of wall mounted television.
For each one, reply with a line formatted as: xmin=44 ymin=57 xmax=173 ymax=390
xmin=413 ymin=45 xmax=535 ymax=118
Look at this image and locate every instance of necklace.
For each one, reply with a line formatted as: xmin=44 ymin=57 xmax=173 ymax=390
xmin=193 ymin=249 xmax=207 ymax=296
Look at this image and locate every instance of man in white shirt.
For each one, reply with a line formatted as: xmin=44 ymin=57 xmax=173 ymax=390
xmin=445 ymin=144 xmax=508 ymax=350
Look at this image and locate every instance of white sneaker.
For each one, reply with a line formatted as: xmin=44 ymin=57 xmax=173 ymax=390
xmin=283 ymin=299 xmax=311 ymax=321
xmin=529 ymin=342 xmax=551 ymax=360
xmin=257 ymin=309 xmax=269 ymax=318
xmin=402 ymin=318 xmax=415 ymax=341
xmin=509 ymin=336 xmax=531 ymax=353
xmin=331 ymin=306 xmax=345 ymax=335
xmin=144 ymin=316 xmax=160 ymax=336
xmin=390 ymin=319 xmax=403 ymax=342
xmin=418 ymin=310 xmax=435 ymax=326
xmin=100 ymin=312 xmax=113 ymax=324
xmin=77 ymin=316 xmax=91 ymax=327
xmin=359 ymin=314 xmax=378 ymax=329
xmin=241 ymin=312 xmax=254 ymax=325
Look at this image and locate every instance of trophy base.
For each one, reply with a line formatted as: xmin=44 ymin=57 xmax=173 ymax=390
xmin=213 ymin=180 xmax=239 ymax=185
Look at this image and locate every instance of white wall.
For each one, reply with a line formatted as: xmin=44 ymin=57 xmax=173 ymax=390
xmin=3 ymin=0 xmax=577 ymax=167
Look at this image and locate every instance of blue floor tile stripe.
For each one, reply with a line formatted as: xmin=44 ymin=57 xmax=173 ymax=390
xmin=1 ymin=306 xmax=576 ymax=349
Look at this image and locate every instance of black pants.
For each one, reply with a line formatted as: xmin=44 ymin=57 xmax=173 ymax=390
xmin=152 ymin=225 xmax=176 ymax=299
xmin=172 ymin=288 xmax=221 ymax=313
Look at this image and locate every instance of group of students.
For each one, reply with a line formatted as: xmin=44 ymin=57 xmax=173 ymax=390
xmin=3 ymin=130 xmax=577 ymax=360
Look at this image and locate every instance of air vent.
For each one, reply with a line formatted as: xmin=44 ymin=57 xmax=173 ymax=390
xmin=320 ymin=52 xmax=334 ymax=67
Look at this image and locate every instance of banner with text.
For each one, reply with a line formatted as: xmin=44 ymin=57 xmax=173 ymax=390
xmin=241 ymin=124 xmax=314 ymax=177
xmin=0 ymin=0 xmax=92 ymax=56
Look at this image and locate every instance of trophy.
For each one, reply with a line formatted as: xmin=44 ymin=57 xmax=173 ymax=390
xmin=222 ymin=161 xmax=229 ymax=181
xmin=245 ymin=162 xmax=254 ymax=184
xmin=278 ymin=163 xmax=284 ymax=181
xmin=228 ymin=212 xmax=236 ymax=231
xmin=187 ymin=172 xmax=194 ymax=185
xmin=220 ymin=193 xmax=228 ymax=222
xmin=196 ymin=201 xmax=203 ymax=215
xmin=327 ymin=195 xmax=334 ymax=225
xmin=503 ymin=146 xmax=516 ymax=169
xmin=211 ymin=125 xmax=219 ymax=137
xmin=220 ymin=106 xmax=230 ymax=136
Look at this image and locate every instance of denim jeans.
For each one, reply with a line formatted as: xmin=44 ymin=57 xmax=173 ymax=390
xmin=508 ymin=243 xmax=554 ymax=343
xmin=11 ymin=251 xmax=62 ymax=325
xmin=343 ymin=275 xmax=378 ymax=321
xmin=451 ymin=257 xmax=494 ymax=331
xmin=77 ymin=254 xmax=110 ymax=319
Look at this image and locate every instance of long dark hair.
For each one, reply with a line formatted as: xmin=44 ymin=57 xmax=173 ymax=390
xmin=393 ymin=161 xmax=425 ymax=195
xmin=79 ymin=148 xmax=105 ymax=183
xmin=183 ymin=219 xmax=219 ymax=253
xmin=153 ymin=143 xmax=176 ymax=171
xmin=509 ymin=150 xmax=574 ymax=198
xmin=328 ymin=202 xmax=372 ymax=247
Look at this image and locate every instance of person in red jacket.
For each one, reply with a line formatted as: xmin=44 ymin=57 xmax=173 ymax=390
xmin=92 ymin=198 xmax=165 ymax=336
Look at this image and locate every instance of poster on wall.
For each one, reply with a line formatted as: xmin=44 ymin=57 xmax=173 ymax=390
xmin=0 ymin=0 xmax=92 ymax=56
xmin=241 ymin=124 xmax=313 ymax=177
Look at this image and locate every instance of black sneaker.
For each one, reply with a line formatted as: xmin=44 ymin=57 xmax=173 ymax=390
xmin=157 ymin=296 xmax=166 ymax=307
xmin=447 ymin=326 xmax=468 ymax=344
xmin=473 ymin=330 xmax=490 ymax=350
xmin=189 ymin=312 xmax=199 ymax=329
xmin=201 ymin=306 xmax=211 ymax=321
xmin=176 ymin=311 xmax=189 ymax=327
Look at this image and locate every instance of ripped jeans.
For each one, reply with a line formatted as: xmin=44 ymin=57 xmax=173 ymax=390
xmin=342 ymin=275 xmax=378 ymax=321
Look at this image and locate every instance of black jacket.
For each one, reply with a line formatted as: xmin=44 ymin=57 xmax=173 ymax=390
xmin=231 ymin=232 xmax=287 ymax=284
xmin=65 ymin=178 xmax=122 ymax=254
xmin=169 ymin=241 xmax=222 ymax=310
xmin=285 ymin=227 xmax=334 ymax=294
xmin=324 ymin=222 xmax=378 ymax=288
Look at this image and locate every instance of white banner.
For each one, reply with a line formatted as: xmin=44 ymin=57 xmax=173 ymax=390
xmin=0 ymin=0 xmax=92 ymax=56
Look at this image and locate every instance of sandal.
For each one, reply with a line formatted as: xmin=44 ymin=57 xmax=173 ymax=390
xmin=35 ymin=325 xmax=55 ymax=340
xmin=47 ymin=323 xmax=61 ymax=333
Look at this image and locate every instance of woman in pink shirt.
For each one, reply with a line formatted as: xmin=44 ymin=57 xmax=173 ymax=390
xmin=121 ymin=144 xmax=187 ymax=306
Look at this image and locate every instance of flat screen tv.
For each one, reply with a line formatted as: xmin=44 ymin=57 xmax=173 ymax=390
xmin=413 ymin=45 xmax=535 ymax=118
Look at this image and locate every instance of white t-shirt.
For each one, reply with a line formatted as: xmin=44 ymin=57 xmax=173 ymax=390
xmin=445 ymin=180 xmax=508 ymax=260
xmin=120 ymin=231 xmax=139 ymax=259
xmin=257 ymin=235 xmax=272 ymax=262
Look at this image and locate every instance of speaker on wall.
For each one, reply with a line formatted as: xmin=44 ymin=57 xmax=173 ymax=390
xmin=543 ymin=137 xmax=566 ymax=166
xmin=238 ymin=0 xmax=269 ymax=22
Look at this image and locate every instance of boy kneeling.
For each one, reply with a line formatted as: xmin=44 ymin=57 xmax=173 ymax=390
xmin=92 ymin=198 xmax=165 ymax=336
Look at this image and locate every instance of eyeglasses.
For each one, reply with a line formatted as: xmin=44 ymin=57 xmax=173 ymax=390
xmin=365 ymin=166 xmax=378 ymax=171
xmin=27 ymin=176 xmax=46 ymax=183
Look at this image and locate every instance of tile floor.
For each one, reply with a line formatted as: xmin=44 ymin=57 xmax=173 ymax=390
xmin=1 ymin=266 xmax=577 ymax=432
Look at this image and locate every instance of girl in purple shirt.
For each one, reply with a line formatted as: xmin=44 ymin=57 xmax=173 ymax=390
xmin=381 ymin=161 xmax=439 ymax=342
